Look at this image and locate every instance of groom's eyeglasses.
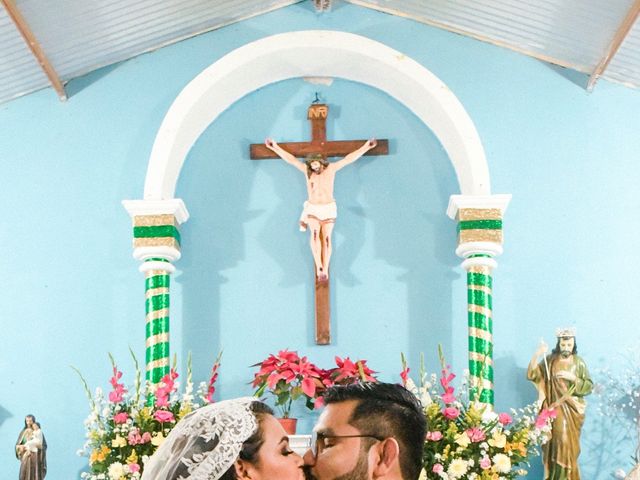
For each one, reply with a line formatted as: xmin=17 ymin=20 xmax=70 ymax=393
xmin=310 ymin=431 xmax=385 ymax=457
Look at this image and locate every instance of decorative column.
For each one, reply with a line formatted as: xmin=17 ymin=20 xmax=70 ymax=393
xmin=447 ymin=194 xmax=510 ymax=406
xmin=123 ymin=199 xmax=189 ymax=386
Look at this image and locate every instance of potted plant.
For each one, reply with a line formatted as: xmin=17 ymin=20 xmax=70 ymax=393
xmin=251 ymin=350 xmax=324 ymax=434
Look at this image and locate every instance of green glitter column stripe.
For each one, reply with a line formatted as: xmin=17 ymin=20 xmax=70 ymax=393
xmin=467 ymin=272 xmax=492 ymax=288
xmin=134 ymin=225 xmax=181 ymax=245
xmin=146 ymin=274 xmax=170 ymax=289
xmin=150 ymin=366 xmax=168 ymax=384
xmin=145 ymin=294 xmax=170 ymax=312
xmin=478 ymin=389 xmax=494 ymax=404
xmin=468 ymin=289 xmax=493 ymax=309
xmin=468 ymin=311 xmax=492 ymax=331
xmin=145 ymin=317 xmax=169 ymax=337
xmin=457 ymin=219 xmax=503 ymax=231
xmin=146 ymin=343 xmax=170 ymax=364
xmin=145 ymin=268 xmax=170 ymax=385
xmin=467 ymin=268 xmax=494 ymax=405
xmin=469 ymin=360 xmax=494 ymax=380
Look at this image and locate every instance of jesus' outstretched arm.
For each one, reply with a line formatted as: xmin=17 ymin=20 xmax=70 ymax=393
xmin=332 ymin=138 xmax=377 ymax=171
xmin=264 ymin=138 xmax=306 ymax=173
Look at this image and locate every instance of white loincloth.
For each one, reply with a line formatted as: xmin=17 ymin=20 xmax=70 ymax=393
xmin=299 ymin=201 xmax=337 ymax=231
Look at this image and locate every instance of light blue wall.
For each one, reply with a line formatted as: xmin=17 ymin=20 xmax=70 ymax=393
xmin=1 ymin=2 xmax=639 ymax=478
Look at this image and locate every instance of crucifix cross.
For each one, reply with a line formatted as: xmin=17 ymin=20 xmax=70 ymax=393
xmin=250 ymin=103 xmax=389 ymax=344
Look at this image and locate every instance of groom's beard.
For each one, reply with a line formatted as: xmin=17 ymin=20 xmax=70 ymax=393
xmin=304 ymin=454 xmax=369 ymax=480
xmin=334 ymin=455 xmax=369 ymax=480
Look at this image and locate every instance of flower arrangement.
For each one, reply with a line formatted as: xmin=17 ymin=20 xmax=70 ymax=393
xmin=597 ymin=346 xmax=640 ymax=476
xmin=74 ymin=350 xmax=221 ymax=480
xmin=251 ymin=350 xmax=378 ymax=417
xmin=401 ymin=349 xmax=554 ymax=480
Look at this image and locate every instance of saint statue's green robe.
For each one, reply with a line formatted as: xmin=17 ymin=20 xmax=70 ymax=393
xmin=528 ymin=354 xmax=593 ymax=480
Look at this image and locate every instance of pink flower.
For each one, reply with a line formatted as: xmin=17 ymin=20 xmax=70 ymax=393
xmin=109 ymin=366 xmax=127 ymax=404
xmin=400 ymin=366 xmax=410 ymax=384
xmin=113 ymin=412 xmax=128 ymax=424
xmin=154 ymin=409 xmax=175 ymax=423
xmin=127 ymin=429 xmax=142 ymax=445
xmin=498 ymin=412 xmax=513 ymax=426
xmin=480 ymin=456 xmax=491 ymax=469
xmin=426 ymin=431 xmax=443 ymax=441
xmin=432 ymin=464 xmax=444 ymax=474
xmin=155 ymin=369 xmax=179 ymax=408
xmin=441 ymin=390 xmax=455 ymax=404
xmin=314 ymin=396 xmax=325 ymax=409
xmin=466 ymin=427 xmax=486 ymax=442
xmin=205 ymin=354 xmax=222 ymax=403
xmin=442 ymin=407 xmax=460 ymax=419
xmin=535 ymin=407 xmax=556 ymax=429
xmin=128 ymin=463 xmax=140 ymax=473
xmin=141 ymin=432 xmax=152 ymax=443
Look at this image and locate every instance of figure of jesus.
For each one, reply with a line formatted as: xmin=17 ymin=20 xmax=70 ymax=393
xmin=265 ymin=137 xmax=377 ymax=281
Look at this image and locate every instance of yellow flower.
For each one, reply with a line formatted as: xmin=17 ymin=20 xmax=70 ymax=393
xmin=89 ymin=445 xmax=111 ymax=464
xmin=179 ymin=404 xmax=193 ymax=419
xmin=126 ymin=450 xmax=138 ymax=464
xmin=505 ymin=441 xmax=527 ymax=456
xmin=454 ymin=431 xmax=470 ymax=448
xmin=111 ymin=435 xmax=127 ymax=448
xmin=151 ymin=431 xmax=166 ymax=447
xmin=139 ymin=407 xmax=152 ymax=421
xmin=488 ymin=431 xmax=506 ymax=448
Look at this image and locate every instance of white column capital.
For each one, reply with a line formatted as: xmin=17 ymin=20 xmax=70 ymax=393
xmin=122 ymin=198 xmax=190 ymax=224
xmin=139 ymin=258 xmax=176 ymax=274
xmin=446 ymin=194 xmax=511 ymax=220
xmin=456 ymin=242 xmax=504 ymax=260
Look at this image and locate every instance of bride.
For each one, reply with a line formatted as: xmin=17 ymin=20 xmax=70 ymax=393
xmin=142 ymin=398 xmax=305 ymax=480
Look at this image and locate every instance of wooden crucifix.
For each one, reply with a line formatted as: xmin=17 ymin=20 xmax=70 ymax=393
xmin=250 ymin=103 xmax=388 ymax=344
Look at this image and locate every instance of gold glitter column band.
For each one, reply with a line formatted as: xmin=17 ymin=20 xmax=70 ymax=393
xmin=145 ymin=263 xmax=171 ymax=385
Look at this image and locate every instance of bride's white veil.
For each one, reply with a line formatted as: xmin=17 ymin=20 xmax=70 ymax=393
xmin=141 ymin=397 xmax=258 ymax=480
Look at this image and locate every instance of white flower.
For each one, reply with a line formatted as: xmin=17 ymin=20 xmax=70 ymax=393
xmin=107 ymin=462 xmax=125 ymax=480
xmin=614 ymin=469 xmax=627 ymax=479
xmin=447 ymin=458 xmax=468 ymax=478
xmin=492 ymin=453 xmax=511 ymax=473
xmin=419 ymin=387 xmax=432 ymax=406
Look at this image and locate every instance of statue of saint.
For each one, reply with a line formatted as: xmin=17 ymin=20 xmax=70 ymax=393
xmin=528 ymin=328 xmax=593 ymax=480
xmin=264 ymin=138 xmax=377 ymax=281
xmin=15 ymin=414 xmax=47 ymax=479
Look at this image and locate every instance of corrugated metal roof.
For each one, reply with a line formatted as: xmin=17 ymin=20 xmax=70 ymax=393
xmin=0 ymin=0 xmax=302 ymax=105
xmin=347 ymin=0 xmax=635 ymax=73
xmin=1 ymin=0 xmax=639 ymax=106
xmin=0 ymin=6 xmax=48 ymax=104
xmin=604 ymin=16 xmax=640 ymax=87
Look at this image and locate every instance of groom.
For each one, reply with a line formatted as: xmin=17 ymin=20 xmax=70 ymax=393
xmin=303 ymin=382 xmax=426 ymax=480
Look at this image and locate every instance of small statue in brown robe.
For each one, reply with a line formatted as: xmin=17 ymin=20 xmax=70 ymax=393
xmin=528 ymin=328 xmax=593 ymax=480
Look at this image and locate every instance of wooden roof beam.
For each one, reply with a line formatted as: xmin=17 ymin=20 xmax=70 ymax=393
xmin=1 ymin=0 xmax=66 ymax=101
xmin=588 ymin=0 xmax=640 ymax=91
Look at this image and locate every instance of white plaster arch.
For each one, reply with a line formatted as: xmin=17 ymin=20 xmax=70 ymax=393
xmin=144 ymin=30 xmax=490 ymax=200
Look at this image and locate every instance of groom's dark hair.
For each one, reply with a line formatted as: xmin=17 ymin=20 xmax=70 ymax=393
xmin=323 ymin=382 xmax=426 ymax=480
